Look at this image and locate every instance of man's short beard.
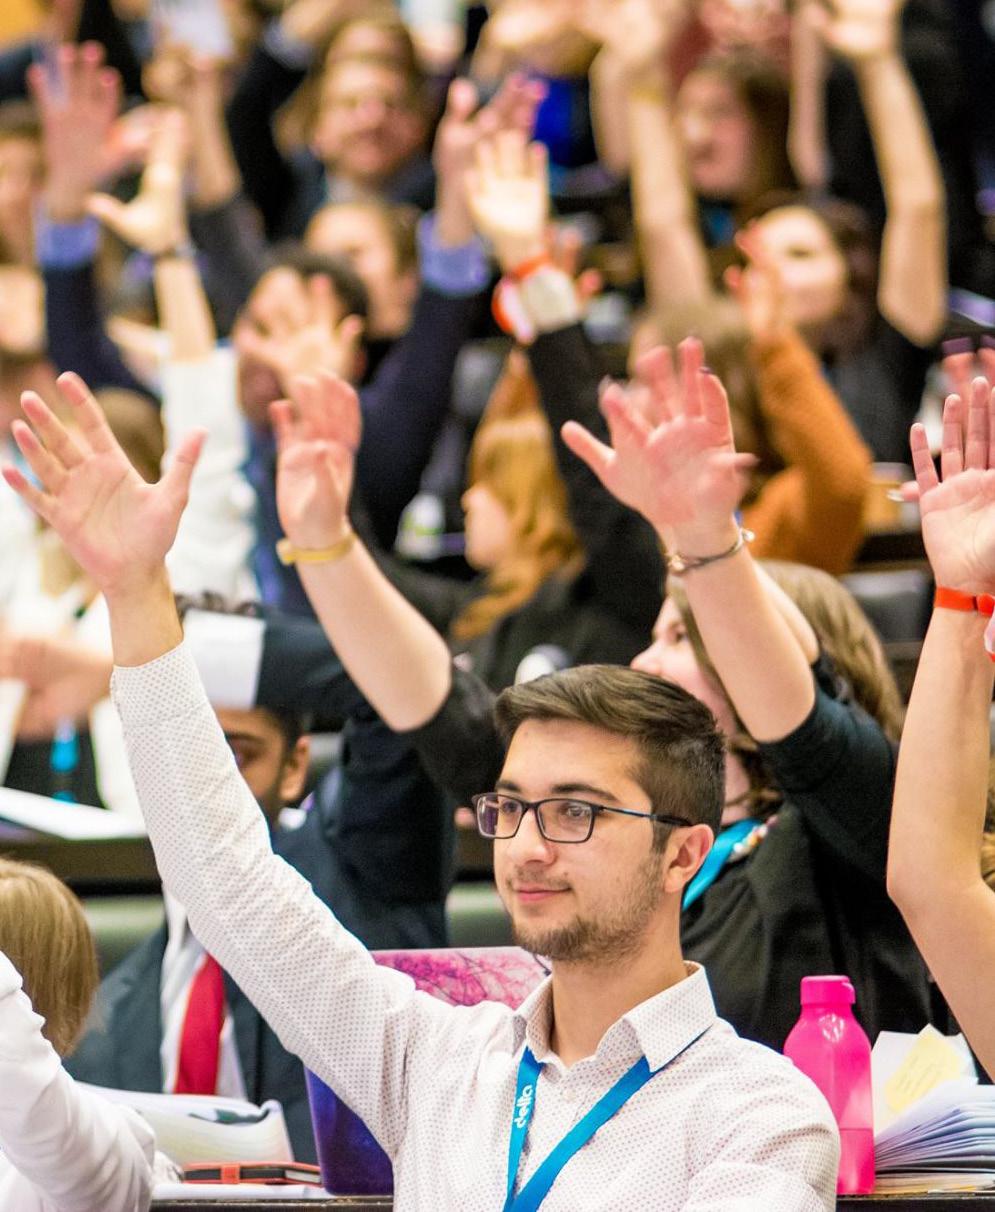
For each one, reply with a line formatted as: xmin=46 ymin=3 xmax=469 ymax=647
xmin=511 ymin=849 xmax=666 ymax=965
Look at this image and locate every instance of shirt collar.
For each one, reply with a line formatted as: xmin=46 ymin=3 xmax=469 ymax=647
xmin=512 ymin=963 xmax=717 ymax=1072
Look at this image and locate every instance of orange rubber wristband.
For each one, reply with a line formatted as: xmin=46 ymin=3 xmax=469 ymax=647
xmin=934 ymin=587 xmax=995 ymax=616
xmin=506 ymin=251 xmax=553 ymax=282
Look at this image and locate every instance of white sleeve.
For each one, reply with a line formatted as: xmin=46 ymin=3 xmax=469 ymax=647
xmin=0 ymin=952 xmax=155 ymax=1212
xmin=161 ymin=347 xmax=258 ymax=601
xmin=111 ymin=642 xmax=451 ymax=1157
xmin=683 ymin=1055 xmax=839 ymax=1212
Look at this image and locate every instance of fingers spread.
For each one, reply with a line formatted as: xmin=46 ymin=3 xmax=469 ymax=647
xmin=940 ymin=392 xmax=965 ymax=480
xmin=634 ymin=345 xmax=678 ymax=424
xmin=10 ymin=419 xmax=67 ymax=495
xmin=909 ymin=423 xmax=939 ymax=495
xmin=1 ymin=464 xmax=54 ymax=525
xmin=57 ymin=373 xmax=119 ymax=454
xmin=965 ymin=376 xmax=990 ymax=470
xmin=561 ymin=420 xmax=613 ymax=482
xmin=20 ymin=390 xmax=85 ymax=468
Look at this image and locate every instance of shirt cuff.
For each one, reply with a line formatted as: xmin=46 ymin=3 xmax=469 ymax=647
xmin=35 ymin=214 xmax=100 ymax=269
xmin=262 ymin=18 xmax=314 ymax=71
xmin=417 ymin=213 xmax=490 ymax=298
xmin=111 ymin=641 xmax=204 ymax=728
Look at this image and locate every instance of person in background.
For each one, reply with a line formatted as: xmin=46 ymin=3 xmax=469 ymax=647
xmin=585 ymin=0 xmax=946 ymax=463
xmin=226 ymin=1 xmax=436 ymax=241
xmin=888 ymin=378 xmax=995 ymax=1078
xmin=0 ymin=394 xmax=840 ymax=1204
xmin=0 ymin=857 xmax=158 ymax=1212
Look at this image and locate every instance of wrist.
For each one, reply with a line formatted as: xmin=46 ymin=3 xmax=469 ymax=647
xmin=666 ymin=523 xmax=753 ymax=575
xmin=494 ymin=239 xmax=548 ymax=275
xmin=277 ymin=526 xmax=355 ymax=567
xmin=44 ymin=192 xmax=89 ymax=224
xmin=666 ymin=516 xmax=742 ymax=558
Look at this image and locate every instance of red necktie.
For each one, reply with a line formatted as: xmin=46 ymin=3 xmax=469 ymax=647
xmin=175 ymin=953 xmax=225 ymax=1095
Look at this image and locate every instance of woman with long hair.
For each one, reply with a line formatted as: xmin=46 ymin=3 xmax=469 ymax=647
xmin=0 ymin=858 xmax=156 ymax=1211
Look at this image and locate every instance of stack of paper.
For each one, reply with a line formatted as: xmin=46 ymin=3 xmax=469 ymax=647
xmin=0 ymin=785 xmax=146 ymax=839
xmin=870 ymin=1026 xmax=995 ymax=1192
xmin=80 ymin=1086 xmax=292 ymax=1166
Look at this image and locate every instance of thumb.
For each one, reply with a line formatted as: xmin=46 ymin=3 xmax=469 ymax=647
xmin=561 ymin=420 xmax=614 ymax=483
xmin=86 ymin=192 xmax=130 ymax=237
xmin=161 ymin=426 xmax=206 ymax=505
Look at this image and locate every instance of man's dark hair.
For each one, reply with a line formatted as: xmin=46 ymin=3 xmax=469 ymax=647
xmin=175 ymin=593 xmax=311 ymax=750
xmin=259 ymin=243 xmax=370 ymax=327
xmin=494 ymin=665 xmax=724 ymax=843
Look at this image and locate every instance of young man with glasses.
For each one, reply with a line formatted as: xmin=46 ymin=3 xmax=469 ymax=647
xmin=3 ymin=373 xmax=838 ymax=1209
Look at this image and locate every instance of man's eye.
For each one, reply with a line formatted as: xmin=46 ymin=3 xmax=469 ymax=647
xmin=557 ymin=801 xmax=591 ymax=821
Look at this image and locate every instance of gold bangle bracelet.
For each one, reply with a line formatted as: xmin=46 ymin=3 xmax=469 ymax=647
xmin=276 ymin=530 xmax=356 ymax=567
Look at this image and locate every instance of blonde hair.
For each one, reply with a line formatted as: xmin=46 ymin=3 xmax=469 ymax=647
xmin=668 ymin=559 xmax=904 ymax=814
xmin=452 ymin=353 xmax=583 ymax=642
xmin=0 ymin=859 xmax=98 ymax=1056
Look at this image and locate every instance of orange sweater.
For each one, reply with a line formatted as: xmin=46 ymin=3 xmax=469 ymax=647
xmin=743 ymin=330 xmax=872 ymax=575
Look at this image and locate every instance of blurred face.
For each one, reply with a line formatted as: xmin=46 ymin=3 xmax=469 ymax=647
xmin=233 ymin=267 xmax=348 ymax=426
xmin=492 ymin=718 xmax=671 ymax=963
xmin=0 ymin=135 xmax=42 ymax=210
xmin=305 ymin=205 xmax=415 ymax=338
xmin=312 ymin=60 xmax=427 ymax=187
xmin=630 ymin=599 xmax=739 ymax=737
xmin=0 ymin=265 xmax=44 ymax=360
xmin=676 ymin=71 xmax=755 ymax=201
xmin=216 ymin=706 xmax=308 ymax=826
xmin=752 ymin=206 xmax=848 ymax=329
xmin=462 ymin=481 xmax=515 ymax=571
xmin=328 ymin=22 xmax=410 ymax=64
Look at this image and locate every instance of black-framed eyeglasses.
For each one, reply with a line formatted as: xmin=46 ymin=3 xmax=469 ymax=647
xmin=471 ymin=792 xmax=693 ymax=845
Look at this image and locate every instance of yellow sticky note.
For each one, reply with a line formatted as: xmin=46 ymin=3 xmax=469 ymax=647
xmin=884 ymin=1027 xmax=966 ymax=1115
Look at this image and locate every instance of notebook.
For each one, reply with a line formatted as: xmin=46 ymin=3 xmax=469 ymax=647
xmin=305 ymin=946 xmax=548 ymax=1195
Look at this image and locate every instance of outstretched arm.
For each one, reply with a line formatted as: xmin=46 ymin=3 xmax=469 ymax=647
xmin=806 ymin=0 xmax=946 ymax=344
xmin=0 ymin=377 xmax=451 ymax=1154
xmin=888 ymin=383 xmax=995 ymax=1074
xmin=580 ymin=0 xmax=712 ymax=311
xmin=563 ymin=340 xmax=819 ymax=742
xmin=270 ymin=373 xmax=454 ymax=731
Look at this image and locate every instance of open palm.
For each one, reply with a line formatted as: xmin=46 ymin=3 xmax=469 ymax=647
xmin=562 ymin=340 xmax=755 ymax=537
xmin=1 ymin=373 xmax=203 ymax=597
xmin=912 ymin=382 xmax=995 ymax=593
xmin=272 ymin=373 xmax=360 ymax=550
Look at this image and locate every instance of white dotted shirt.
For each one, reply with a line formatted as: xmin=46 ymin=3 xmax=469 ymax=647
xmin=113 ymin=643 xmax=840 ymax=1211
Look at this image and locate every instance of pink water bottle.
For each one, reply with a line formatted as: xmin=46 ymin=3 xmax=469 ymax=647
xmin=783 ymin=975 xmax=875 ymax=1195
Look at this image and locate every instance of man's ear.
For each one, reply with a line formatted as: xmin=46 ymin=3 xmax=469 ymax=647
xmin=279 ymin=735 xmax=311 ymax=805
xmin=662 ymin=825 xmax=715 ymax=895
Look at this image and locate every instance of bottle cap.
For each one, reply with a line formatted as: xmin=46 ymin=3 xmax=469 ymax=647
xmin=800 ymin=975 xmax=855 ymax=1006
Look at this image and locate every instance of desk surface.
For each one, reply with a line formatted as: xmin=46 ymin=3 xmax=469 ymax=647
xmin=0 ymin=823 xmax=494 ymax=892
xmin=150 ymin=1197 xmax=994 ymax=1211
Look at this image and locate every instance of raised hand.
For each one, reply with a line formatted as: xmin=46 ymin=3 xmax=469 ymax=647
xmin=912 ymin=380 xmax=995 ymax=595
xmin=575 ymin=0 xmax=688 ymax=78
xmin=87 ymin=107 xmax=191 ymax=256
xmin=465 ymin=130 xmax=549 ymax=271
xmin=562 ymin=338 xmax=756 ymax=542
xmin=802 ymin=0 xmax=905 ymax=63
xmin=725 ymin=224 xmax=790 ymax=342
xmin=234 ymin=275 xmax=364 ymax=395
xmin=271 ymin=372 xmax=361 ymax=551
xmin=0 ymin=373 xmax=204 ymax=599
xmin=30 ymin=42 xmax=122 ymax=222
xmin=943 ymin=340 xmax=995 ymax=407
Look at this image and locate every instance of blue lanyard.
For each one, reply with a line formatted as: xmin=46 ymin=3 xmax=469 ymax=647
xmin=504 ymin=1048 xmax=662 ymax=1212
xmin=682 ymin=817 xmax=761 ymax=910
